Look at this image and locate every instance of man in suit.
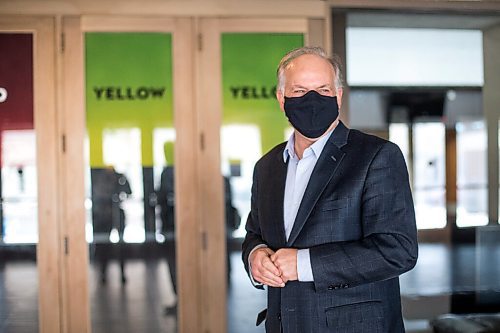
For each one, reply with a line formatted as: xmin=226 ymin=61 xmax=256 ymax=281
xmin=242 ymin=46 xmax=418 ymax=333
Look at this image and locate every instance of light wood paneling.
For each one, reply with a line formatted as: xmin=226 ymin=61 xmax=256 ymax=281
xmin=34 ymin=16 xmax=63 ymax=333
xmin=60 ymin=16 xmax=90 ymax=333
xmin=1 ymin=0 xmax=500 ymax=18
xmin=198 ymin=18 xmax=227 ymax=333
xmin=307 ymin=18 xmax=326 ymax=48
xmin=82 ymin=16 xmax=176 ymax=32
xmin=0 ymin=1 xmax=326 ymax=17
xmin=172 ymin=17 xmax=203 ymax=333
xmin=217 ymin=18 xmax=308 ymax=32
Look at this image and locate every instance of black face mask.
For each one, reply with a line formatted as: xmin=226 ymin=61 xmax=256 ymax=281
xmin=284 ymin=90 xmax=339 ymax=139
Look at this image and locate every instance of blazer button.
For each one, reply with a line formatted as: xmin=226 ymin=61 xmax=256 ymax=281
xmin=277 ymin=312 xmax=281 ymax=321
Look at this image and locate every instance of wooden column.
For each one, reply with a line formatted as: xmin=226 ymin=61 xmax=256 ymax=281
xmin=34 ymin=16 xmax=63 ymax=333
xmin=173 ymin=17 xmax=204 ymax=333
xmin=60 ymin=16 xmax=90 ymax=333
xmin=197 ymin=18 xmax=227 ymax=333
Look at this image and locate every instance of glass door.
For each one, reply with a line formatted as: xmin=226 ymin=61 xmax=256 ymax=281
xmin=198 ymin=17 xmax=318 ymax=333
xmin=85 ymin=31 xmax=176 ymax=331
xmin=0 ymin=31 xmax=39 ymax=332
xmin=0 ymin=17 xmax=60 ymax=333
xmin=79 ymin=17 xmax=197 ymax=332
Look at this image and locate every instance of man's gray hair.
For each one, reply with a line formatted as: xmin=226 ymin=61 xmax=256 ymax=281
xmin=276 ymin=46 xmax=343 ymax=94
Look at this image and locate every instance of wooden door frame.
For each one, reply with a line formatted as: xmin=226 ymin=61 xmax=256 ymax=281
xmin=59 ymin=16 xmax=89 ymax=333
xmin=63 ymin=15 xmax=201 ymax=333
xmin=0 ymin=16 xmax=62 ymax=333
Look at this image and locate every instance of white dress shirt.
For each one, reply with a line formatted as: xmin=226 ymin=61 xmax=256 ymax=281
xmin=282 ymin=129 xmax=333 ymax=281
xmin=248 ymin=128 xmax=334 ymax=284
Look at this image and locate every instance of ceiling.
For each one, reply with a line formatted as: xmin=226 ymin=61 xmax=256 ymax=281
xmin=346 ymin=11 xmax=500 ymax=30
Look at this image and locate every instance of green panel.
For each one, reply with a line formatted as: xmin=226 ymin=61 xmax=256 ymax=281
xmin=85 ymin=33 xmax=173 ymax=167
xmin=222 ymin=33 xmax=304 ymax=153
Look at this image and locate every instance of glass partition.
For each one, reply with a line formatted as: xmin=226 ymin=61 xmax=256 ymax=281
xmin=0 ymin=34 xmax=37 ymax=244
xmin=85 ymin=32 xmax=177 ymax=330
xmin=221 ymin=33 xmax=303 ymax=238
xmin=413 ymin=122 xmax=446 ymax=229
xmin=456 ymin=120 xmax=488 ymax=227
xmin=389 ymin=123 xmax=411 ymax=174
xmin=85 ymin=33 xmax=174 ymax=244
xmin=0 ymin=32 xmax=39 ymax=331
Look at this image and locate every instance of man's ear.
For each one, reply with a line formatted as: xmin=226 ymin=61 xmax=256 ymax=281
xmin=336 ymin=88 xmax=344 ymax=109
xmin=277 ymin=90 xmax=285 ymax=112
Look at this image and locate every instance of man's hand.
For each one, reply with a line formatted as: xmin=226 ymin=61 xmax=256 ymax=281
xmin=271 ymin=248 xmax=298 ymax=283
xmin=250 ymin=248 xmax=285 ymax=287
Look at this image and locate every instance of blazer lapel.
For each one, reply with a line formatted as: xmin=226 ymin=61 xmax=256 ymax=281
xmin=269 ymin=148 xmax=287 ymax=247
xmin=286 ymin=122 xmax=349 ymax=246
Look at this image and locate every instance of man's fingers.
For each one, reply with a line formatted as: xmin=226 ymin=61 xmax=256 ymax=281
xmin=262 ymin=257 xmax=281 ymax=276
xmin=250 ymin=250 xmax=284 ymax=286
xmin=252 ymin=258 xmax=284 ymax=287
xmin=256 ymin=274 xmax=285 ymax=288
xmin=257 ymin=259 xmax=284 ymax=286
xmin=252 ymin=266 xmax=283 ymax=287
xmin=258 ymin=263 xmax=284 ymax=285
xmin=264 ymin=248 xmax=276 ymax=256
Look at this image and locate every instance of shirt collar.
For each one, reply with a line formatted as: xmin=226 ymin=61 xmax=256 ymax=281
xmin=283 ymin=128 xmax=334 ymax=163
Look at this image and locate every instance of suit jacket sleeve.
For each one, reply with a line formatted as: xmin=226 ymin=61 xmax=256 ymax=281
xmin=242 ymin=163 xmax=265 ymax=288
xmin=309 ymin=141 xmax=418 ymax=291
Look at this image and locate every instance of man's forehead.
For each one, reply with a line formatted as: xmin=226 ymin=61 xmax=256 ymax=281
xmin=284 ymin=53 xmax=332 ymax=71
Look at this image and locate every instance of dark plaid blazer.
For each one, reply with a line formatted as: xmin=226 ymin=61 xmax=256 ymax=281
xmin=242 ymin=121 xmax=418 ymax=333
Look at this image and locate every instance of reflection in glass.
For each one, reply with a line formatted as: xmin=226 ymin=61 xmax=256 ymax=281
xmin=84 ymin=32 xmax=177 ymax=322
xmin=85 ymin=32 xmax=173 ymax=246
xmin=0 ymin=33 xmax=36 ymax=245
xmin=221 ymin=125 xmax=261 ymax=238
xmin=0 ymin=32 xmax=39 ymax=332
xmin=456 ymin=120 xmax=487 ymax=227
xmin=221 ymin=33 xmax=303 ymax=240
xmin=1 ymin=130 xmax=37 ymax=243
xmin=413 ymin=122 xmax=446 ymax=229
xmin=389 ymin=123 xmax=410 ymax=172
xmin=153 ymin=128 xmax=176 ymax=242
xmin=103 ymin=127 xmax=144 ymax=243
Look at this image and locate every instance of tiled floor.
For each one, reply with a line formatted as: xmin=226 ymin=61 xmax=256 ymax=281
xmin=0 ymin=261 xmax=38 ymax=333
xmin=1 ymin=244 xmax=500 ymax=333
xmin=0 ymin=252 xmax=267 ymax=333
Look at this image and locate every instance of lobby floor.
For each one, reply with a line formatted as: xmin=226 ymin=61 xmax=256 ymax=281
xmin=1 ymin=243 xmax=500 ymax=333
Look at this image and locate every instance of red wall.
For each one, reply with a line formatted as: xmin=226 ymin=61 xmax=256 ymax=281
xmin=0 ymin=33 xmax=34 ymax=167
